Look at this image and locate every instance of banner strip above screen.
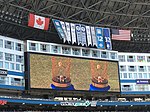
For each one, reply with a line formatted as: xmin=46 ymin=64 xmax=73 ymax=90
xmin=52 ymin=19 xmax=112 ymax=50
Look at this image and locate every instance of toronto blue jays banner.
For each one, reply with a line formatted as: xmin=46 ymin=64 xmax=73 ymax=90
xmin=60 ymin=21 xmax=68 ymax=42
xmin=53 ymin=19 xmax=112 ymax=50
xmin=75 ymin=24 xmax=82 ymax=45
xmin=81 ymin=25 xmax=87 ymax=46
xmin=75 ymin=24 xmax=87 ymax=46
xmin=95 ymin=27 xmax=105 ymax=49
xmin=70 ymin=23 xmax=76 ymax=44
xmin=103 ymin=28 xmax=112 ymax=50
xmin=86 ymin=26 xmax=92 ymax=46
xmin=90 ymin=26 xmax=97 ymax=46
xmin=52 ymin=19 xmax=66 ymax=39
xmin=65 ymin=22 xmax=72 ymax=43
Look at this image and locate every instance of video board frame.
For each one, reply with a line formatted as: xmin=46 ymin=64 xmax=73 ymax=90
xmin=25 ymin=52 xmax=121 ymax=93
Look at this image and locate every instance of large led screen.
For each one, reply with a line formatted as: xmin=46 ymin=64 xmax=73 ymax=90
xmin=29 ymin=53 xmax=120 ymax=92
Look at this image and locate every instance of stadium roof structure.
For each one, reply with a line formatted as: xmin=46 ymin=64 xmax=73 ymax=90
xmin=0 ymin=0 xmax=150 ymax=41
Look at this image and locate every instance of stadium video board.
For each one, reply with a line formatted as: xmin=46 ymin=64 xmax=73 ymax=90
xmin=27 ymin=53 xmax=120 ymax=92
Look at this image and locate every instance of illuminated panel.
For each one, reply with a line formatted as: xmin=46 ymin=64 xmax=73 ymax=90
xmin=29 ymin=53 xmax=120 ymax=92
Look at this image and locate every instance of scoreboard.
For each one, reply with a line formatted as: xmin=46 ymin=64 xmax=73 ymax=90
xmin=27 ymin=53 xmax=120 ymax=92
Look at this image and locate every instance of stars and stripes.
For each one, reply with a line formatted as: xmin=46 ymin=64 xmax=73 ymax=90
xmin=111 ymin=29 xmax=131 ymax=41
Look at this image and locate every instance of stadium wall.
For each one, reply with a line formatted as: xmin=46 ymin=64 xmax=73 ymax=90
xmin=0 ymin=36 xmax=24 ymax=90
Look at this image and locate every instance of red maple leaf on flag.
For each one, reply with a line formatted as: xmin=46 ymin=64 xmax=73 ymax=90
xmin=28 ymin=13 xmax=50 ymax=30
xmin=36 ymin=18 xmax=43 ymax=25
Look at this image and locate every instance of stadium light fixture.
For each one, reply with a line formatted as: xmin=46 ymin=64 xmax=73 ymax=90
xmin=5 ymin=12 xmax=8 ymax=15
xmin=9 ymin=13 xmax=12 ymax=16
xmin=0 ymin=10 xmax=22 ymax=24
xmin=18 ymin=21 xmax=21 ymax=24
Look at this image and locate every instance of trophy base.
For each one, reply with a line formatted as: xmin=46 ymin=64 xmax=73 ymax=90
xmin=52 ymin=81 xmax=71 ymax=88
xmin=52 ymin=75 xmax=71 ymax=88
xmin=92 ymin=82 xmax=108 ymax=88
xmin=89 ymin=84 xmax=110 ymax=92
xmin=51 ymin=84 xmax=75 ymax=90
xmin=92 ymin=77 xmax=108 ymax=88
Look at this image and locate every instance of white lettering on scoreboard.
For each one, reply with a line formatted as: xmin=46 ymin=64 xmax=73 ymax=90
xmin=60 ymin=101 xmax=92 ymax=107
xmin=0 ymin=69 xmax=7 ymax=75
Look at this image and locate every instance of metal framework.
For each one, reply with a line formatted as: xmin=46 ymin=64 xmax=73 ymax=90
xmin=0 ymin=0 xmax=150 ymax=41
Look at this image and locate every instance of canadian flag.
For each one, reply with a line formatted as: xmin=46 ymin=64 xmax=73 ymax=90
xmin=28 ymin=13 xmax=50 ymax=30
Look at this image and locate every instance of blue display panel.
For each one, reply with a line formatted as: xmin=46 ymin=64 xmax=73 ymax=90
xmin=95 ymin=27 xmax=105 ymax=49
xmin=103 ymin=28 xmax=112 ymax=50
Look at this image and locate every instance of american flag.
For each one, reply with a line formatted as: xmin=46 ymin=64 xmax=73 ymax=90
xmin=111 ymin=29 xmax=131 ymax=41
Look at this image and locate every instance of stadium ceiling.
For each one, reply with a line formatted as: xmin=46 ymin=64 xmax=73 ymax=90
xmin=0 ymin=0 xmax=150 ymax=40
